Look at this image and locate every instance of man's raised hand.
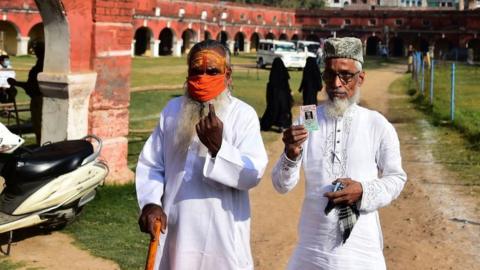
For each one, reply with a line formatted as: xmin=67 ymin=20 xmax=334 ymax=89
xmin=196 ymin=103 xmax=223 ymax=157
xmin=282 ymin=125 xmax=308 ymax=160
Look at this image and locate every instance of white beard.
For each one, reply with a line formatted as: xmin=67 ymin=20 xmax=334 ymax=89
xmin=325 ymin=88 xmax=360 ymax=119
xmin=175 ymin=89 xmax=231 ymax=153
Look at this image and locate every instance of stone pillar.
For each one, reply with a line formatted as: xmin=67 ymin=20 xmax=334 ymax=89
xmin=244 ymin=41 xmax=251 ymax=53
xmin=16 ymin=36 xmax=30 ymax=56
xmin=467 ymin=48 xmax=474 ymax=64
xmin=131 ymin=40 xmax=136 ymax=57
xmin=38 ymin=72 xmax=97 ymax=142
xmin=173 ymin=39 xmax=182 ymax=57
xmin=227 ymin=40 xmax=235 ymax=53
xmin=152 ymin=39 xmax=160 ymax=57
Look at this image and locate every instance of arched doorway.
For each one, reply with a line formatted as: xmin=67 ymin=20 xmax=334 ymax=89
xmin=389 ymin=36 xmax=404 ymax=57
xmin=159 ymin=27 xmax=174 ymax=56
xmin=291 ymin=34 xmax=299 ymax=41
xmin=217 ymin=31 xmax=228 ymax=46
xmin=434 ymin=38 xmax=452 ymax=59
xmin=306 ymin=34 xmax=318 ymax=42
xmin=279 ymin=33 xmax=288 ymax=40
xmin=134 ymin=27 xmax=152 ymax=56
xmin=250 ymin=32 xmax=260 ymax=52
xmin=28 ymin=23 xmax=45 ymax=54
xmin=204 ymin=30 xmax=212 ymax=41
xmin=366 ymin=36 xmax=381 ymax=56
xmin=467 ymin=38 xmax=480 ymax=61
xmin=234 ymin=32 xmax=245 ymax=52
xmin=182 ymin=29 xmax=197 ymax=55
xmin=266 ymin=32 xmax=275 ymax=40
xmin=0 ymin=21 xmax=19 ymax=55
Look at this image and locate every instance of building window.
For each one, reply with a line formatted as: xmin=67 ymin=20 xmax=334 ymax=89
xmin=417 ymin=1 xmax=421 ymax=5
xmin=423 ymin=20 xmax=430 ymax=26
xmin=221 ymin=12 xmax=228 ymax=20
xmin=377 ymin=0 xmax=381 ymax=4
xmin=334 ymin=0 xmax=339 ymax=3
xmin=352 ymin=0 xmax=357 ymax=3
xmin=201 ymin=11 xmax=207 ymax=20
xmin=154 ymin=7 xmax=161 ymax=17
xmin=240 ymin=13 xmax=245 ymax=20
xmin=447 ymin=2 xmax=453 ymax=6
xmin=273 ymin=16 xmax=277 ymax=22
xmin=320 ymin=18 xmax=328 ymax=25
xmin=345 ymin=19 xmax=351 ymax=25
xmin=369 ymin=19 xmax=376 ymax=25
xmin=395 ymin=19 xmax=403 ymax=25
xmin=257 ymin=14 xmax=262 ymax=21
xmin=362 ymin=0 xmax=367 ymax=3
xmin=178 ymin=8 xmax=185 ymax=18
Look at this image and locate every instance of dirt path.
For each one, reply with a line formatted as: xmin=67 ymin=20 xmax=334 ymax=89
xmin=1 ymin=231 xmax=120 ymax=269
xmin=251 ymin=65 xmax=480 ymax=269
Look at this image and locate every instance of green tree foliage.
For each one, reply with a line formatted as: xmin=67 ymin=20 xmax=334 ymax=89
xmin=228 ymin=0 xmax=325 ymax=8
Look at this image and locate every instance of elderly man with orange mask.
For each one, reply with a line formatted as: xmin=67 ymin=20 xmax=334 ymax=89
xmin=135 ymin=40 xmax=268 ymax=270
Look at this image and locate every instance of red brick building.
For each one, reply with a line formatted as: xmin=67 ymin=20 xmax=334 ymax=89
xmin=0 ymin=0 xmax=478 ymax=183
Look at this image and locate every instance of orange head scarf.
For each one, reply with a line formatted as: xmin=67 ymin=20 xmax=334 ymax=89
xmin=187 ymin=50 xmax=227 ymax=102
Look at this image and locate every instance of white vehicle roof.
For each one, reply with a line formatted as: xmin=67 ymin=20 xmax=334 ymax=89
xmin=296 ymin=40 xmax=320 ymax=45
xmin=259 ymin=39 xmax=295 ymax=45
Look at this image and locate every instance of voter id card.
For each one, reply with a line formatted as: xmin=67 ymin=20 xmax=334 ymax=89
xmin=300 ymin=105 xmax=319 ymax=131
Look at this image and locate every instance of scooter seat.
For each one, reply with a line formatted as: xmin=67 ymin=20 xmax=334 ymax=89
xmin=0 ymin=140 xmax=94 ymax=215
xmin=12 ymin=140 xmax=94 ymax=180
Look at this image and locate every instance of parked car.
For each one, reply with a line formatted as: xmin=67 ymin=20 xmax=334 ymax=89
xmin=295 ymin=40 xmax=321 ymax=59
xmin=256 ymin=39 xmax=306 ymax=69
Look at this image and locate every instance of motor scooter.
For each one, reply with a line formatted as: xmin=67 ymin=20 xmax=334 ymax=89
xmin=0 ymin=123 xmax=108 ymax=254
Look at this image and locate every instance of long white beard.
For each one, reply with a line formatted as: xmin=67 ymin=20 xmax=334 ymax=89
xmin=175 ymin=89 xmax=231 ymax=153
xmin=325 ymin=88 xmax=360 ymax=118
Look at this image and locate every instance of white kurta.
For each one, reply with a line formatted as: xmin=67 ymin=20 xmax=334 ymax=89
xmin=136 ymin=96 xmax=268 ymax=270
xmin=272 ymin=104 xmax=407 ymax=270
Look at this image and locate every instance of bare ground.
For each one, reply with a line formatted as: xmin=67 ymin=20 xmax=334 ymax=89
xmin=1 ymin=65 xmax=479 ymax=269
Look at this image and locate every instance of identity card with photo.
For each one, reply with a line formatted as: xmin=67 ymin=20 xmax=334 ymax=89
xmin=300 ymin=105 xmax=319 ymax=131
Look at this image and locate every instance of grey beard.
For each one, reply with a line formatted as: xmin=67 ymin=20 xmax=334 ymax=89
xmin=174 ymin=89 xmax=231 ymax=153
xmin=325 ymin=88 xmax=360 ymax=119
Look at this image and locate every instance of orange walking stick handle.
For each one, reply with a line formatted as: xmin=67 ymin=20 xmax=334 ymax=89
xmin=145 ymin=219 xmax=162 ymax=270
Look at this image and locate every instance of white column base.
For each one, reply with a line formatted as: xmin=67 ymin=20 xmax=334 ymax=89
xmin=38 ymin=72 xmax=97 ymax=143
xmin=16 ymin=36 xmax=30 ymax=56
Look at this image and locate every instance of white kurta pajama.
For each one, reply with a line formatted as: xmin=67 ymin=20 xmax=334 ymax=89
xmin=272 ymin=104 xmax=407 ymax=270
xmin=136 ymin=96 xmax=268 ymax=270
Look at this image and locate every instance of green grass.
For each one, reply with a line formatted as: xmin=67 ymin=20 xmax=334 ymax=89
xmin=0 ymin=259 xmax=26 ymax=270
xmin=388 ymin=75 xmax=480 ymax=187
xmin=414 ymin=61 xmax=480 ymax=145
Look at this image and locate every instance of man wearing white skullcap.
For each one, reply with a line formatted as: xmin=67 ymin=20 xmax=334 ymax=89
xmin=272 ymin=37 xmax=407 ymax=269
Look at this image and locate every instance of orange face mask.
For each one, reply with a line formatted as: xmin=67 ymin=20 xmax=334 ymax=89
xmin=187 ymin=74 xmax=226 ymax=102
xmin=187 ymin=50 xmax=227 ymax=102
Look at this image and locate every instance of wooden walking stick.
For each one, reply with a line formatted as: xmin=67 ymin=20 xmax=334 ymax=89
xmin=145 ymin=219 xmax=162 ymax=270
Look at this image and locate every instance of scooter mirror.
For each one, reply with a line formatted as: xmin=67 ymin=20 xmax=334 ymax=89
xmin=0 ymin=122 xmax=24 ymax=153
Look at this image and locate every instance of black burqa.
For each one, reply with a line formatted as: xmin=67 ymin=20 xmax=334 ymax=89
xmin=260 ymin=58 xmax=293 ymax=131
xmin=298 ymin=57 xmax=322 ymax=105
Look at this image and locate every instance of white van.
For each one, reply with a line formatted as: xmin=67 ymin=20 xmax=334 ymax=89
xmin=295 ymin=40 xmax=321 ymax=59
xmin=256 ymin=39 xmax=306 ymax=69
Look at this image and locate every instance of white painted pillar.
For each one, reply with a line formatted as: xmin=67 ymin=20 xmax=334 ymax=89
xmin=38 ymin=72 xmax=97 ymax=143
xmin=244 ymin=41 xmax=251 ymax=53
xmin=16 ymin=36 xmax=30 ymax=56
xmin=150 ymin=39 xmax=159 ymax=57
xmin=131 ymin=40 xmax=136 ymax=57
xmin=227 ymin=40 xmax=235 ymax=53
xmin=173 ymin=39 xmax=182 ymax=57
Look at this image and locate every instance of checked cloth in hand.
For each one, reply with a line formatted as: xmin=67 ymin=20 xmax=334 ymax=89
xmin=324 ymin=184 xmax=360 ymax=244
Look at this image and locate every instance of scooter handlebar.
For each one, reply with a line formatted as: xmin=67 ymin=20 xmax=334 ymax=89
xmin=80 ymin=135 xmax=103 ymax=165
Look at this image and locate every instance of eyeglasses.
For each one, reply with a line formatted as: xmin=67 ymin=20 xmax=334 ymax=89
xmin=322 ymin=70 xmax=360 ymax=85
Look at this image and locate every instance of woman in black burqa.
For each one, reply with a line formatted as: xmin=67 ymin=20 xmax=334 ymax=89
xmin=260 ymin=57 xmax=292 ymax=131
xmin=298 ymin=57 xmax=322 ymax=105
